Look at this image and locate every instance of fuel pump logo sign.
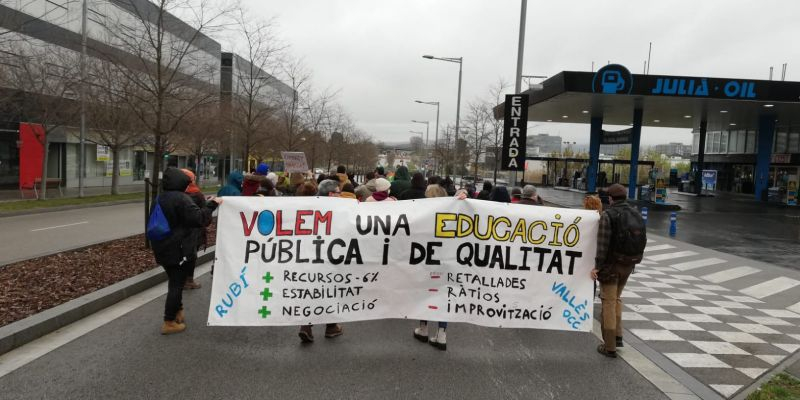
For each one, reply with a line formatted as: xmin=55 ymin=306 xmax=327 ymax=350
xmin=592 ymin=64 xmax=633 ymax=95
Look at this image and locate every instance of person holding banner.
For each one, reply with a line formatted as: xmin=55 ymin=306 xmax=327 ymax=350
xmin=591 ymin=184 xmax=646 ymax=358
xmin=151 ymin=167 xmax=221 ymax=335
xmin=180 ymin=169 xmax=208 ymax=290
xmin=365 ymin=178 xmax=395 ymax=202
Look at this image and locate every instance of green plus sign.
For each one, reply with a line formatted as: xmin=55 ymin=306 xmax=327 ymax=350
xmin=260 ymin=288 xmax=273 ymax=301
xmin=262 ymin=272 xmax=273 ymax=284
xmin=258 ymin=306 xmax=271 ymax=319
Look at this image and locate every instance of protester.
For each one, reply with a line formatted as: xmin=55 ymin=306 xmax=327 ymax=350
xmin=287 ymin=172 xmax=306 ymax=195
xmin=242 ymin=163 xmax=269 ymax=196
xmin=488 ymin=186 xmax=511 ymax=203
xmin=255 ymin=178 xmax=277 ymax=197
xmin=295 ymin=181 xmax=318 ymax=197
xmin=442 ymin=176 xmax=456 ymax=196
xmin=266 ymin=172 xmax=283 ymax=196
xmin=427 ymin=175 xmax=442 ymax=187
xmin=583 ymin=193 xmax=603 ymax=213
xmin=297 ymin=181 xmax=346 ymax=343
xmin=366 ymin=178 xmax=395 ymax=202
xmin=150 ymin=167 xmax=220 ymax=335
xmin=340 ymin=182 xmax=357 ymax=199
xmin=518 ymin=185 xmax=544 ymax=205
xmin=374 ymin=166 xmax=386 ymax=178
xmin=397 ymin=172 xmax=427 ymax=200
xmin=390 ymin=165 xmax=412 ymax=198
xmin=413 ymin=183 xmax=454 ymax=350
xmin=335 ymin=165 xmax=351 ymax=190
xmin=179 ymin=169 xmax=207 ymax=290
xmin=477 ymin=181 xmax=492 ymax=200
xmin=510 ymin=186 xmax=522 ymax=203
xmin=217 ymin=171 xmax=244 ymax=196
xmin=464 ymin=183 xmax=477 ymax=199
xmin=591 ymin=184 xmax=647 ymax=358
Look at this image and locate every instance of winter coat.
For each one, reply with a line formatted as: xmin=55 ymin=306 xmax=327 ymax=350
xmin=151 ymin=167 xmax=217 ymax=267
xmin=336 ymin=173 xmax=352 ymax=190
xmin=397 ymin=187 xmax=426 ymax=200
xmin=518 ymin=196 xmax=544 ymax=206
xmin=242 ymin=173 xmax=268 ymax=196
xmin=218 ymin=172 xmax=244 ymax=196
xmin=390 ymin=167 xmax=411 ymax=197
xmin=477 ymin=189 xmax=492 ymax=200
xmin=187 ymin=191 xmax=209 ymax=250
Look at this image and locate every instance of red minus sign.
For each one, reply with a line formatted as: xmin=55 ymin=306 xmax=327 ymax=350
xmin=428 ymin=305 xmax=438 ymax=310
xmin=428 ymin=288 xmax=438 ymax=292
xmin=430 ymin=275 xmax=441 ymax=279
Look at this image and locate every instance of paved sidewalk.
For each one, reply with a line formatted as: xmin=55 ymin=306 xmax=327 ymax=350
xmin=0 ymin=264 xmax=667 ymax=400
xmin=537 ymin=187 xmax=800 ymax=272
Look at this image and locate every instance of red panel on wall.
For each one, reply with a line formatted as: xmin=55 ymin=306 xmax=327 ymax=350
xmin=19 ymin=123 xmax=44 ymax=189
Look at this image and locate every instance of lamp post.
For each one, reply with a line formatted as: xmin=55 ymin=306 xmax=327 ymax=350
xmin=411 ymin=119 xmax=429 ymax=172
xmin=78 ymin=0 xmax=88 ymax=197
xmin=414 ymin=100 xmax=439 ymax=174
xmin=422 ymin=55 xmax=462 ymax=175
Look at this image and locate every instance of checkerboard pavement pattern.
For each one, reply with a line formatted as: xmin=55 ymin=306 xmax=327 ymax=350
xmin=601 ymin=236 xmax=800 ymax=399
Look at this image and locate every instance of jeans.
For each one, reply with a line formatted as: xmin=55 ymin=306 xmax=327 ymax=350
xmin=420 ymin=320 xmax=447 ymax=329
xmin=163 ymin=264 xmax=187 ymax=321
xmin=184 ymin=253 xmax=197 ymax=280
xmin=599 ymin=264 xmax=634 ymax=352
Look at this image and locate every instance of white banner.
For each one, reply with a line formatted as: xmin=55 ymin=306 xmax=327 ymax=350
xmin=208 ymin=197 xmax=599 ymax=332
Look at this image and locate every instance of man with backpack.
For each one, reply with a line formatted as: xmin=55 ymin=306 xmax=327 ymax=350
xmin=149 ymin=167 xmax=222 ymax=335
xmin=591 ymin=183 xmax=646 ymax=358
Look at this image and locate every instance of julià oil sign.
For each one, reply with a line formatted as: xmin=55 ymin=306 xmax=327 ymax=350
xmin=501 ymin=94 xmax=529 ymax=171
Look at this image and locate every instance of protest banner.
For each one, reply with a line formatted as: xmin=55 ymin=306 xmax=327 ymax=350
xmin=208 ymin=197 xmax=599 ymax=332
xmin=281 ymin=152 xmax=309 ymax=173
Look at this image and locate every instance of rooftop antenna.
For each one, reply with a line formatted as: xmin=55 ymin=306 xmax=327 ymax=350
xmin=769 ymin=66 xmax=774 ymax=80
xmin=591 ymin=61 xmax=594 ymax=72
xmin=643 ymin=60 xmax=647 ymax=74
xmin=646 ymin=42 xmax=652 ymax=74
xmin=782 ymin=63 xmax=787 ymax=81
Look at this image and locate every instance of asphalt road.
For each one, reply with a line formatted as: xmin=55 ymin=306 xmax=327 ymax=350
xmin=0 ymin=272 xmax=666 ymax=400
xmin=0 ymin=202 xmax=145 ymax=266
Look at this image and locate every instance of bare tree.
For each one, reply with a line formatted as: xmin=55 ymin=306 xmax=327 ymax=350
xmin=0 ymin=44 xmax=79 ymax=199
xmin=486 ymin=78 xmax=510 ymax=184
xmin=274 ymin=58 xmax=310 ymax=152
xmin=84 ymin=60 xmax=146 ymax=194
xmin=174 ymin=102 xmax=223 ymax=182
xmin=464 ymin=100 xmax=491 ymax=180
xmin=98 ymin=0 xmax=234 ymax=201
xmin=229 ymin=10 xmax=285 ymax=168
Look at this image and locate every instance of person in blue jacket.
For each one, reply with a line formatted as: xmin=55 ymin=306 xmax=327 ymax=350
xmin=218 ymin=171 xmax=244 ymax=196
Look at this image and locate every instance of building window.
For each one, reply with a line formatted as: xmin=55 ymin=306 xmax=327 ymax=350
xmin=788 ymin=132 xmax=800 ymax=153
xmin=775 ymin=131 xmax=788 ymax=153
xmin=692 ymin=133 xmax=699 ymax=155
xmin=745 ymin=131 xmax=757 ymax=154
xmin=720 ymin=131 xmax=728 ymax=153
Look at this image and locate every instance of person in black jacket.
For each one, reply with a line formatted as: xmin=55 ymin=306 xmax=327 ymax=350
xmin=477 ymin=181 xmax=492 ymax=200
xmin=151 ymin=167 xmax=221 ymax=335
xmin=397 ymin=172 xmax=427 ymax=200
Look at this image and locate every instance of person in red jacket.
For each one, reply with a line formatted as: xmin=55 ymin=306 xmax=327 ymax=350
xmin=241 ymin=163 xmax=269 ymax=196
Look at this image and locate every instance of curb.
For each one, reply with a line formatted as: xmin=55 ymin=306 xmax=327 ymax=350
xmin=0 ymin=247 xmax=215 ymax=356
xmin=0 ymin=199 xmax=144 ymax=218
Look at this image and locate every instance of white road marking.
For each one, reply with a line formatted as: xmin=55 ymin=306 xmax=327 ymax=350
xmin=670 ymin=258 xmax=726 ymax=271
xmin=646 ymin=251 xmax=698 ymax=262
xmin=701 ymin=266 xmax=760 ymax=284
xmin=30 ymin=221 xmax=89 ymax=232
xmin=740 ymin=277 xmax=800 ymax=299
xmin=644 ymin=244 xmax=675 ymax=253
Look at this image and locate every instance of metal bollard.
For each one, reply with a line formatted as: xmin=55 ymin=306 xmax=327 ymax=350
xmin=641 ymin=207 xmax=649 ymax=226
xmin=669 ymin=212 xmax=677 ymax=237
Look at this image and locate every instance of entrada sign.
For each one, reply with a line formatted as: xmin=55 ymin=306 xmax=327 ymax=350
xmin=501 ymin=94 xmax=528 ymax=171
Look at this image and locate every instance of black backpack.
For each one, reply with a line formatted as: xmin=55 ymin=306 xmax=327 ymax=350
xmin=606 ymin=205 xmax=647 ymax=265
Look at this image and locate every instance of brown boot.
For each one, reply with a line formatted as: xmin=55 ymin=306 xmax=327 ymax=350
xmin=183 ymin=279 xmax=201 ymax=290
xmin=298 ymin=325 xmax=314 ymax=343
xmin=161 ymin=320 xmax=186 ymax=335
xmin=325 ymin=324 xmax=343 ymax=338
xmin=175 ymin=308 xmax=185 ymax=324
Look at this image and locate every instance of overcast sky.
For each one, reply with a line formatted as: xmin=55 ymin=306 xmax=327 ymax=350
xmin=238 ymin=0 xmax=800 ymax=146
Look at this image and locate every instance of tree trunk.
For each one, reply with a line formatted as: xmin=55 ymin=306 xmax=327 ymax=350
xmin=111 ymin=146 xmax=120 ymax=195
xmin=40 ymin=136 xmax=49 ymax=200
xmin=152 ymin=133 xmax=162 ymax=205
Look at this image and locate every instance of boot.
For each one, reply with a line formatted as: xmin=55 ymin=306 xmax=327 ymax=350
xmin=298 ymin=325 xmax=314 ymax=343
xmin=183 ymin=279 xmax=201 ymax=290
xmin=429 ymin=327 xmax=446 ymax=351
xmin=325 ymin=324 xmax=343 ymax=338
xmin=616 ymin=336 xmax=624 ymax=348
xmin=413 ymin=321 xmax=428 ymax=343
xmin=161 ymin=320 xmax=186 ymax=335
xmin=175 ymin=308 xmax=185 ymax=324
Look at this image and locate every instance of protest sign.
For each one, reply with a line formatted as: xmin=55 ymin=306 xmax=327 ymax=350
xmin=208 ymin=197 xmax=599 ymax=332
xmin=281 ymin=152 xmax=309 ymax=173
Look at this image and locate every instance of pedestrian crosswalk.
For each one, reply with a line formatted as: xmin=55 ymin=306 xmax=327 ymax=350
xmin=615 ymin=235 xmax=800 ymax=399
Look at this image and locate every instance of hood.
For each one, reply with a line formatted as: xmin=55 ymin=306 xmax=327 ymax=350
xmin=228 ymin=171 xmax=244 ymax=187
xmin=394 ymin=166 xmax=410 ymax=181
xmin=256 ymin=163 xmax=269 ymax=175
xmin=162 ymin=167 xmax=191 ymax=192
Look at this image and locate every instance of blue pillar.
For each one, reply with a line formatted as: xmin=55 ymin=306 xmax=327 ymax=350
xmin=755 ymin=115 xmax=776 ymax=201
xmin=694 ymin=120 xmax=708 ymax=195
xmin=628 ymin=108 xmax=643 ymax=199
xmin=587 ymin=117 xmax=603 ymax=192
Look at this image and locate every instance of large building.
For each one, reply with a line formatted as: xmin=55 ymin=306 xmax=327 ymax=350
xmin=653 ymin=142 xmax=692 ymax=157
xmin=527 ymin=133 xmax=561 ymax=155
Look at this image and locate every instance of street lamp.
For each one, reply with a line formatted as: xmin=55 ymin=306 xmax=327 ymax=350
xmin=414 ymin=100 xmax=439 ymax=174
xmin=411 ymin=119 xmax=429 ymax=172
xmin=422 ymin=55 xmax=462 ymax=175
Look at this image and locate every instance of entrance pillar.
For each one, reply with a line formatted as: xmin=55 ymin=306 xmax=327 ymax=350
xmin=694 ymin=120 xmax=708 ymax=195
xmin=628 ymin=108 xmax=643 ymax=199
xmin=755 ymin=115 xmax=776 ymax=201
xmin=587 ymin=117 xmax=603 ymax=192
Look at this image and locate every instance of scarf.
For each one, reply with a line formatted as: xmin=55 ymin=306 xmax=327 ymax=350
xmin=371 ymin=190 xmax=390 ymax=201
